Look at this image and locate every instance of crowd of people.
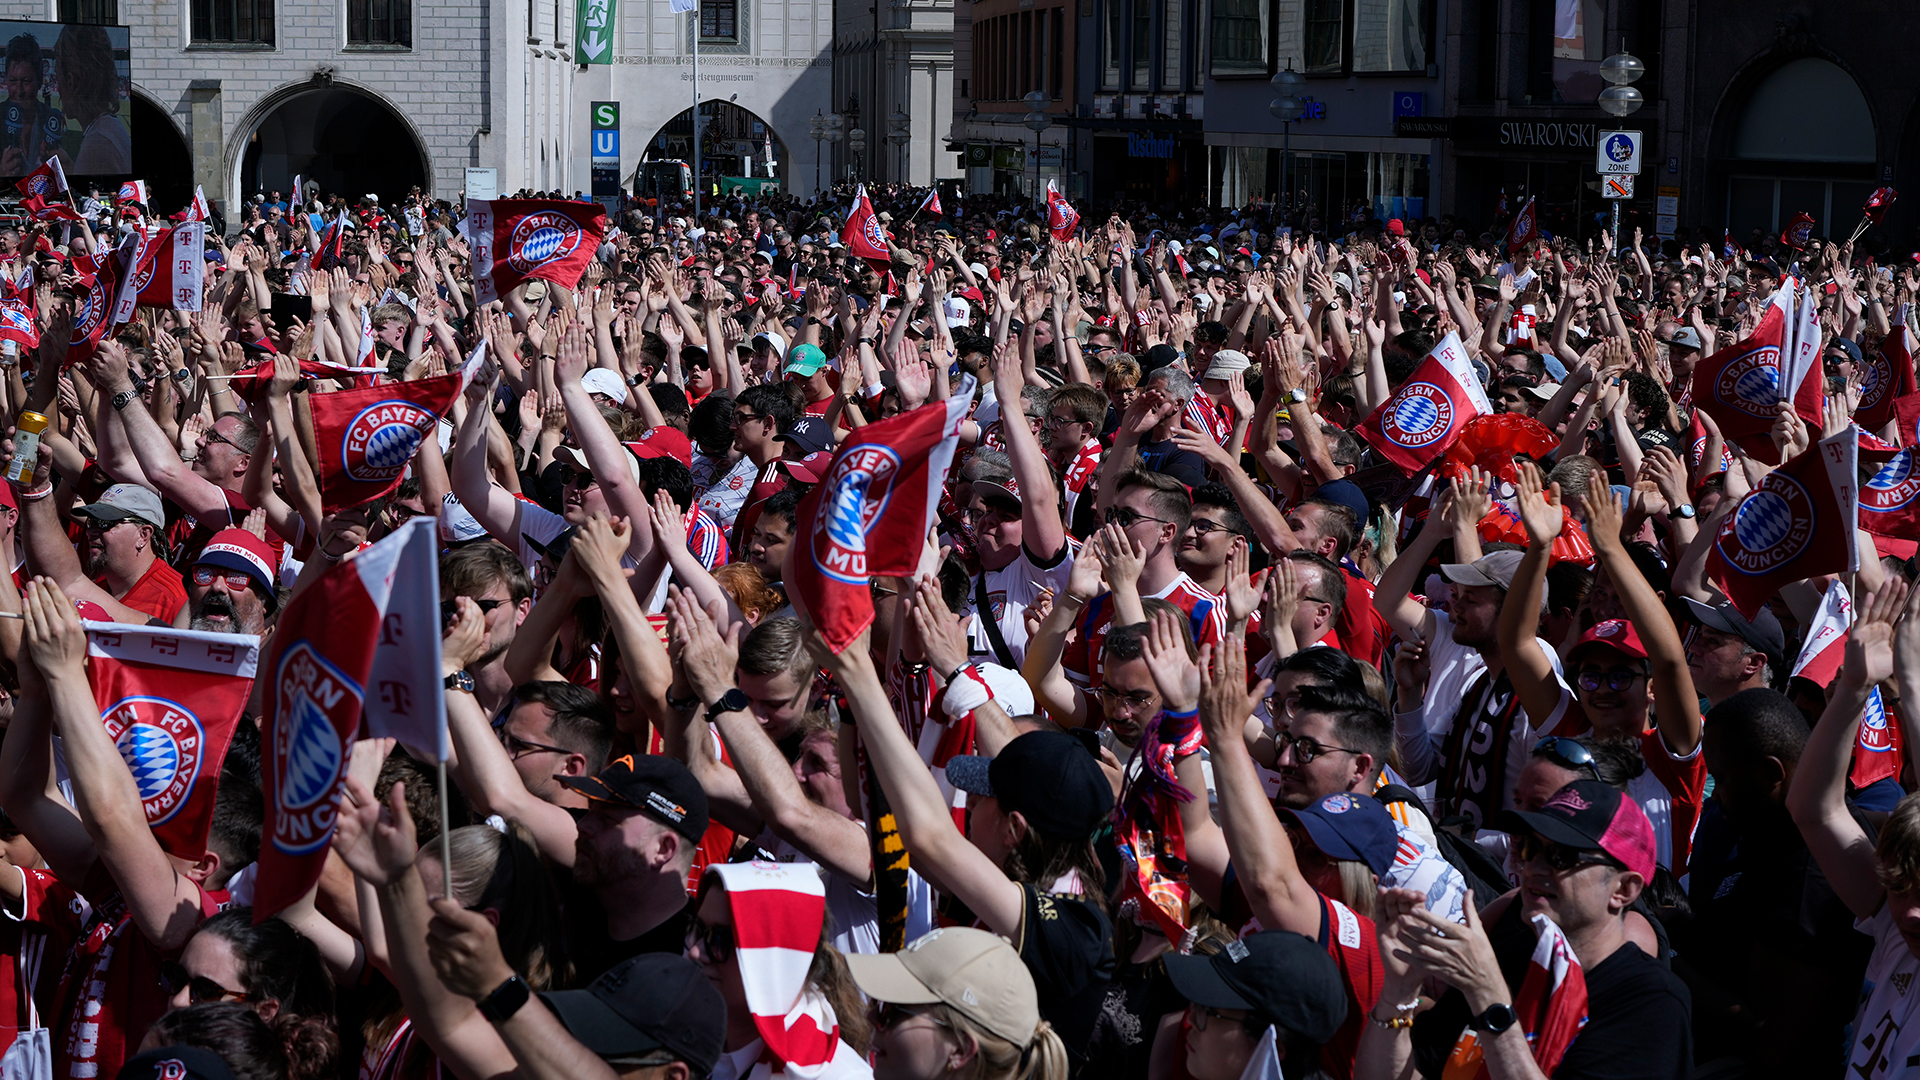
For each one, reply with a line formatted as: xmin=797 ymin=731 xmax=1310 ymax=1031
xmin=0 ymin=175 xmax=1908 ymax=1080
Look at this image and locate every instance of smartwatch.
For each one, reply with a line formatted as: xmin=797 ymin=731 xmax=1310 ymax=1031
xmin=476 ymin=975 xmax=531 ymax=1023
xmin=705 ymin=687 xmax=751 ymax=723
xmin=444 ymin=671 xmax=476 ymax=693
xmin=1466 ymin=1002 xmax=1517 ymax=1035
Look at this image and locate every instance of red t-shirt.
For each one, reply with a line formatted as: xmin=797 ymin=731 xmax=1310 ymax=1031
xmin=108 ymin=558 xmax=188 ymax=624
xmin=727 ymin=462 xmax=790 ymax=553
xmin=0 ymin=868 xmax=85 ymax=1055
xmin=1332 ymin=568 xmax=1389 ymax=671
xmin=54 ymin=865 xmax=228 ymax=1080
xmin=1223 ymin=886 xmax=1382 ymax=1080
xmin=1061 ymin=573 xmax=1228 ymax=689
xmin=167 ymin=487 xmax=255 ymax=567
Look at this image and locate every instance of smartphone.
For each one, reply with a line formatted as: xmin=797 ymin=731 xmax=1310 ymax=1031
xmin=270 ymin=292 xmax=313 ymax=325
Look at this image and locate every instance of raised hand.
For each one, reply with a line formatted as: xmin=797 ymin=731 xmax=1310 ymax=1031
xmin=1581 ymin=468 xmax=1625 ymax=552
xmin=1848 ymin=577 xmax=1909 ymax=689
xmin=1140 ymin=607 xmax=1201 ymax=713
xmin=1513 ymin=460 xmax=1565 ymax=548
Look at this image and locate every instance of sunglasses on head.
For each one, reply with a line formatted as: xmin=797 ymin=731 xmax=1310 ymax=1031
xmin=1533 ymin=736 xmax=1601 ymax=780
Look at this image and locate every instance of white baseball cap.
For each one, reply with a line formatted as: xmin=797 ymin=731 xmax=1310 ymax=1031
xmin=943 ymin=297 xmax=971 ymax=327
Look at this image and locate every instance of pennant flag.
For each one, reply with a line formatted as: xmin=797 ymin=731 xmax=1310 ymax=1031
xmin=14 ymin=157 xmax=66 ymax=201
xmin=840 ymin=185 xmax=891 ymax=271
xmin=186 ymin=186 xmax=211 ymax=223
xmin=124 ymin=221 xmax=207 ymax=314
xmin=1865 ymin=187 xmax=1899 ymax=226
xmin=919 ymin=188 xmax=942 ymax=217
xmin=1045 ymin=179 xmax=1079 ymax=241
xmin=291 ymin=175 xmax=303 ymax=207
xmin=790 ymin=377 xmax=975 ymax=653
xmin=467 ymin=198 xmax=609 ymax=305
xmin=0 ymin=298 xmax=39 ymax=353
xmin=115 ymin=180 xmax=148 ymax=209
xmin=6 ymin=261 xmax=33 ymax=304
xmin=1444 ymin=914 xmax=1588 ymax=1080
xmin=1782 ymin=280 xmax=1826 ymax=433
xmin=1860 ymin=435 xmax=1920 ymax=540
xmin=314 ymin=211 xmax=350 ymax=271
xmin=1793 ymin=580 xmax=1853 ymax=690
xmin=20 ymin=192 xmax=82 ymax=224
xmin=254 ymin=516 xmax=444 ymax=921
xmin=84 ymin=621 xmax=259 ymax=861
xmin=1358 ymin=331 xmax=1492 ymax=475
xmin=1723 ymin=230 xmax=1746 ymax=260
xmin=1692 ymin=288 xmax=1790 ymax=462
xmin=459 ymin=335 xmax=489 ymax=391
xmin=1495 ymin=188 xmax=1509 ymax=221
xmin=309 ymin=373 xmax=462 ymax=513
xmin=1859 ymin=317 xmax=1915 ymax=434
xmin=355 ymin=306 xmax=376 ymax=367
xmin=1506 ymin=196 xmax=1538 ymax=255
xmin=1171 ymin=249 xmax=1193 ymax=278
xmin=65 ymin=231 xmax=134 ymax=364
xmin=1852 ymin=685 xmax=1903 ymax=790
xmin=787 ymin=262 xmax=801 ymax=298
xmin=1780 ymin=211 xmax=1815 ymax=250
xmin=1707 ymin=427 xmax=1861 ymax=619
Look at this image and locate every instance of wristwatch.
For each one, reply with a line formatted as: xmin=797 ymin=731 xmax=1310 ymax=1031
xmin=705 ymin=687 xmax=751 ymax=723
xmin=1466 ymin=1002 xmax=1517 ymax=1035
xmin=111 ymin=388 xmax=137 ymax=411
xmin=1674 ymin=504 xmax=1697 ymax=519
xmin=476 ymin=975 xmax=531 ymax=1023
xmin=444 ymin=670 xmax=476 ymax=693
xmin=627 ymin=372 xmax=646 ymax=386
xmin=1288 ymin=388 xmax=1308 ymax=404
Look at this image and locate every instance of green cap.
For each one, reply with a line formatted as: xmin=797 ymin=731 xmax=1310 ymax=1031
xmin=784 ymin=342 xmax=829 ymax=378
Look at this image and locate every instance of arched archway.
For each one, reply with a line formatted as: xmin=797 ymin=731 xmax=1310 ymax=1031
xmin=128 ymin=93 xmax=191 ymax=214
xmin=238 ymin=85 xmax=428 ymax=207
xmin=1717 ymin=57 xmax=1878 ymax=239
xmin=643 ymin=102 xmax=788 ymax=194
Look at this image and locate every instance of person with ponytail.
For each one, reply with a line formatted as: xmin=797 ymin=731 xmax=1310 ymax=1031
xmin=846 ymin=927 xmax=1069 ymax=1080
xmin=128 ymin=1000 xmax=332 ymax=1080
xmin=684 ymin=861 xmax=873 ymax=1080
xmin=159 ymin=910 xmax=338 ymax=1080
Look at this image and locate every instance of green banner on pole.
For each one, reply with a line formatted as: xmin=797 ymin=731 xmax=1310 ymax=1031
xmin=577 ymin=0 xmax=614 ymax=63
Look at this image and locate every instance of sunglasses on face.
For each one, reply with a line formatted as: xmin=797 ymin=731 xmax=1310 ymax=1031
xmin=158 ymin=960 xmax=247 ymax=1005
xmin=1513 ymin=832 xmax=1616 ymax=874
xmin=492 ymin=717 xmax=572 ymax=760
xmin=685 ymin=919 xmax=736 ymax=965
xmin=1575 ymin=668 xmax=1645 ymax=693
xmin=190 ymin=566 xmax=252 ymax=591
xmin=1104 ymin=506 xmax=1172 ymax=529
xmin=563 ymin=467 xmax=599 ymax=489
xmin=441 ymin=598 xmax=507 ymax=623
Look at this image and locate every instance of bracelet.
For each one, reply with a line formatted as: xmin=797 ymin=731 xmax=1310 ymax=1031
xmin=1367 ymin=1012 xmax=1414 ymax=1030
xmin=1162 ymin=706 xmax=1199 ymax=721
xmin=15 ymin=483 xmax=51 ymax=501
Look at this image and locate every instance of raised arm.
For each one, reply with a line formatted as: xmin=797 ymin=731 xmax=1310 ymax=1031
xmin=86 ymin=341 xmax=236 ymax=521
xmin=989 ymin=341 xmax=1066 ymax=558
xmin=1500 ymin=464 xmax=1572 ymax=728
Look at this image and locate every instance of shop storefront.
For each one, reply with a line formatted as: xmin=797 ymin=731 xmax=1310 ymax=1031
xmin=1410 ymin=116 xmax=1656 ymax=241
xmin=1089 ymin=128 xmax=1207 ymax=203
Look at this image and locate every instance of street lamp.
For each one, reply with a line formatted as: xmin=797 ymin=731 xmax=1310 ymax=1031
xmin=824 ymin=113 xmax=844 ymax=192
xmin=809 ymin=111 xmax=826 ymax=195
xmin=1269 ymin=62 xmax=1305 ymax=216
xmin=1023 ymin=89 xmax=1051 ymax=204
xmin=1597 ymin=43 xmax=1644 ymax=252
xmin=888 ymin=109 xmax=911 ymax=184
xmin=848 ymin=127 xmax=867 ymax=181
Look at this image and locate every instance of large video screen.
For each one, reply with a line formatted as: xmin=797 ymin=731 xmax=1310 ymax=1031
xmin=0 ymin=20 xmax=130 ymax=178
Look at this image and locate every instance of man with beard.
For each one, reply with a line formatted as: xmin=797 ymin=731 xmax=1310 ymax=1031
xmin=439 ymin=541 xmax=534 ymax=715
xmin=557 ymin=754 xmax=708 ymax=983
xmin=17 ymin=476 xmax=185 ymax=624
xmin=184 ymin=528 xmax=277 ymax=635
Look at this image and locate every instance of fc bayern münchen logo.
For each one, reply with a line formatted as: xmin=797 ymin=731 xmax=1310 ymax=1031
xmin=1381 ymin=382 xmax=1454 ymax=450
xmin=341 ymin=399 xmax=437 ymax=482
xmin=1865 ymin=450 xmax=1920 ymax=513
xmin=270 ymin=642 xmax=360 ymax=856
xmin=1720 ymin=474 xmax=1812 ymax=575
xmin=810 ymin=445 xmax=901 ymax=584
xmin=1862 ymin=689 xmax=1893 ymax=751
xmin=505 ymin=212 xmax=581 ymax=274
xmin=1713 ymin=346 xmax=1782 ymax=418
xmin=102 ymin=696 xmax=205 ymax=826
xmin=23 ymin=174 xmax=47 ymax=198
xmin=1860 ymin=350 xmax=1890 ymax=407
xmin=862 ymin=215 xmax=887 ymax=250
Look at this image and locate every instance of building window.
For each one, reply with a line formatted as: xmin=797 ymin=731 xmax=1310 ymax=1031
xmin=1102 ymin=0 xmax=1122 ymax=89
xmin=1050 ymin=7 xmax=1064 ymax=98
xmin=1130 ymin=0 xmax=1149 ymax=88
xmin=58 ymin=0 xmax=117 ymax=24
xmin=1529 ymin=0 xmax=1601 ymax=102
xmin=348 ymin=0 xmax=410 ymax=45
xmin=701 ymin=0 xmax=736 ymax=41
xmin=1208 ymin=0 xmax=1266 ymax=76
xmin=1161 ymin=0 xmax=1181 ymax=89
xmin=192 ymin=0 xmax=273 ymax=45
xmin=1352 ymin=0 xmax=1428 ymax=72
xmin=1302 ymin=0 xmax=1341 ymax=73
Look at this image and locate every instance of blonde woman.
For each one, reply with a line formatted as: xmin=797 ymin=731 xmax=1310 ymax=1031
xmin=847 ymin=927 xmax=1068 ymax=1080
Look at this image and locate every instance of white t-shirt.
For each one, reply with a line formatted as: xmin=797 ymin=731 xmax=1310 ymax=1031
xmin=1848 ymin=903 xmax=1920 ymax=1077
xmin=968 ymin=541 xmax=1075 ymax=669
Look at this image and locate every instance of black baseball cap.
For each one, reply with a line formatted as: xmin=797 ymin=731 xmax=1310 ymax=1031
xmin=1163 ymin=931 xmax=1347 ymax=1044
xmin=778 ymin=415 xmax=836 ymax=456
xmin=1681 ymin=597 xmax=1785 ymax=665
xmin=117 ymin=1047 xmax=238 ymax=1080
xmin=540 ymin=953 xmax=725 ymax=1073
xmin=558 ymin=754 xmax=710 ymax=841
xmin=944 ymin=730 xmax=1114 ymax=839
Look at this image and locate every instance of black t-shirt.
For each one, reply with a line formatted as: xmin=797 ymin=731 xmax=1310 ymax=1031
xmin=1134 ymin=440 xmax=1208 ymax=487
xmin=1083 ymin=950 xmax=1186 ymax=1080
xmin=1015 ymin=885 xmax=1116 ymax=1067
xmin=555 ymin=868 xmax=695 ymax=986
xmin=1412 ymin=904 xmax=1691 ymax=1080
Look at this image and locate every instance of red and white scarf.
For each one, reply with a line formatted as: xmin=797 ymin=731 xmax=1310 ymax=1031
xmin=1443 ymin=914 xmax=1588 ymax=1080
xmin=708 ymin=863 xmax=861 ymax=1080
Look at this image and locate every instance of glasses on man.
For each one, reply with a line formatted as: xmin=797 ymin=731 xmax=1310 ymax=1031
xmin=1187 ymin=518 xmax=1234 ymax=538
xmin=441 ymin=598 xmax=507 ymax=624
xmin=190 ymin=566 xmax=252 ymax=592
xmin=1574 ymin=668 xmax=1645 ymax=694
xmin=1272 ymin=729 xmax=1364 ymax=765
xmin=201 ymin=427 xmax=243 ymax=452
xmin=732 ymin=409 xmax=765 ymax=428
xmin=492 ymin=716 xmax=573 ymax=760
xmin=158 ymin=961 xmax=247 ymax=1005
xmin=1095 ymin=685 xmax=1157 ymax=710
xmin=1513 ymin=832 xmax=1616 ymax=874
xmin=1104 ymin=506 xmax=1172 ymax=529
xmin=1533 ymin=736 xmax=1602 ymax=780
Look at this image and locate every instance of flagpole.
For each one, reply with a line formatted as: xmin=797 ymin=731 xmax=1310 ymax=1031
xmin=691 ymin=8 xmax=701 ymax=223
xmin=437 ymin=759 xmax=454 ymax=898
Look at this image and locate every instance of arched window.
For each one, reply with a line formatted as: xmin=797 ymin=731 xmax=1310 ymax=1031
xmin=1725 ymin=58 xmax=1878 ymax=237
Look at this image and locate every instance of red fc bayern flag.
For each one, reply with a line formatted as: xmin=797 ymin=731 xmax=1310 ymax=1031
xmin=1506 ymin=197 xmax=1538 ymax=255
xmin=84 ymin=622 xmax=259 ymax=861
xmin=1865 ymin=187 xmax=1899 ymax=226
xmin=1859 ymin=436 xmax=1920 ymax=540
xmin=1781 ymin=211 xmax=1815 ymax=250
xmin=1358 ymin=331 xmax=1492 ymax=475
xmin=0 ymin=299 xmax=38 ymax=351
xmin=186 ymin=185 xmax=211 ymax=223
xmin=1687 ymin=407 xmax=1732 ymax=483
xmin=1046 ymin=179 xmax=1080 ymax=241
xmin=789 ymin=377 xmax=975 ymax=653
xmin=1858 ymin=318 xmax=1916 ymax=434
xmin=126 ymin=220 xmax=207 ymax=313
xmin=1691 ymin=295 xmax=1788 ymax=462
xmin=14 ymin=157 xmax=66 ymax=201
xmin=114 ymin=179 xmax=147 ymax=209
xmin=255 ymin=516 xmax=446 ymax=921
xmin=919 ymin=189 xmax=942 ymax=217
xmin=1707 ymin=427 xmax=1860 ymax=620
xmin=467 ymin=198 xmax=608 ymax=305
xmin=21 ymin=192 xmax=81 ymax=224
xmin=841 ymin=185 xmax=891 ymax=271
xmin=64 ymin=231 xmax=133 ymax=365
xmin=309 ymin=373 xmax=461 ymax=513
